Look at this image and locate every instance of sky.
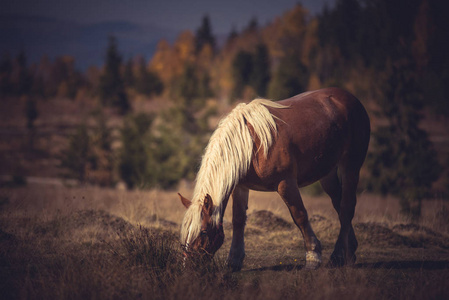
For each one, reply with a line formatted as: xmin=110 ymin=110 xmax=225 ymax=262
xmin=0 ymin=0 xmax=336 ymax=69
xmin=1 ymin=0 xmax=334 ymax=33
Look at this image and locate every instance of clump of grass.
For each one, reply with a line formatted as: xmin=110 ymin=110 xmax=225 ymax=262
xmin=117 ymin=226 xmax=181 ymax=281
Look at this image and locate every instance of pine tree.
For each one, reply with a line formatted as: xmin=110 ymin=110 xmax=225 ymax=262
xmin=250 ymin=44 xmax=271 ymax=97
xmin=99 ymin=36 xmax=130 ymax=114
xmin=60 ymin=123 xmax=92 ymax=183
xmin=367 ymin=56 xmax=442 ymax=220
xmin=231 ymin=50 xmax=253 ymax=99
xmin=268 ymin=52 xmax=308 ymax=100
xmin=15 ymin=51 xmax=32 ymax=95
xmin=135 ymin=58 xmax=163 ymax=96
xmin=195 ymin=15 xmax=216 ymax=54
xmin=118 ymin=113 xmax=154 ymax=189
xmin=123 ymin=58 xmax=135 ymax=88
xmin=25 ymin=97 xmax=38 ymax=150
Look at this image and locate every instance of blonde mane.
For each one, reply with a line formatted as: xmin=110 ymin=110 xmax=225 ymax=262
xmin=180 ymin=99 xmax=288 ymax=246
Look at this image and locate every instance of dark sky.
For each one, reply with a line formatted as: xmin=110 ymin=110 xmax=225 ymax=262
xmin=0 ymin=0 xmax=336 ymax=68
xmin=1 ymin=0 xmax=335 ymax=33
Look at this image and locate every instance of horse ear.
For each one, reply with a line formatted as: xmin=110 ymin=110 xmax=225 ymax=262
xmin=202 ymin=194 xmax=214 ymax=216
xmin=178 ymin=193 xmax=191 ymax=209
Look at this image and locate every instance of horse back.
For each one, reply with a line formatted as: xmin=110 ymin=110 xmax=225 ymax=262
xmin=243 ymin=88 xmax=370 ymax=190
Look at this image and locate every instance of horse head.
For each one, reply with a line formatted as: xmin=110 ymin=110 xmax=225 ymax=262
xmin=179 ymin=193 xmax=224 ymax=260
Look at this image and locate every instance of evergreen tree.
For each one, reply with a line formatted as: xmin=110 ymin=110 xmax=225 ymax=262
xmin=60 ymin=123 xmax=92 ymax=183
xmin=268 ymin=52 xmax=308 ymax=100
xmin=135 ymin=58 xmax=163 ymax=96
xmin=0 ymin=54 xmax=12 ymax=96
xmin=195 ymin=15 xmax=216 ymax=53
xmin=25 ymin=97 xmax=38 ymax=150
xmin=15 ymin=51 xmax=32 ymax=95
xmin=90 ymin=111 xmax=114 ymax=186
xmin=367 ymin=56 xmax=441 ymax=220
xmin=118 ymin=113 xmax=154 ymax=189
xmin=99 ymin=36 xmax=130 ymax=114
xmin=250 ymin=44 xmax=271 ymax=97
xmin=231 ymin=50 xmax=253 ymax=99
xmin=25 ymin=97 xmax=38 ymax=130
xmin=123 ymin=58 xmax=135 ymax=88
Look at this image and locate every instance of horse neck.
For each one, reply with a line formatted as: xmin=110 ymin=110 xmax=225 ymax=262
xmin=192 ymin=170 xmax=234 ymax=225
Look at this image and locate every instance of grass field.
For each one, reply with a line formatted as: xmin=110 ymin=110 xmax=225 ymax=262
xmin=1 ymin=184 xmax=449 ymax=299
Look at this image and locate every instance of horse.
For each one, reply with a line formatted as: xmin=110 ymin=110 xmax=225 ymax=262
xmin=178 ymin=87 xmax=370 ymax=271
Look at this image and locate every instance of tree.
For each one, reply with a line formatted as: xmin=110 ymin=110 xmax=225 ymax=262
xmin=231 ymin=50 xmax=253 ymax=99
xmin=60 ymin=123 xmax=92 ymax=183
xmin=25 ymin=97 xmax=38 ymax=149
xmin=0 ymin=54 xmax=12 ymax=96
xmin=14 ymin=51 xmax=32 ymax=96
xmin=135 ymin=57 xmax=163 ymax=96
xmin=195 ymin=15 xmax=216 ymax=54
xmin=268 ymin=52 xmax=308 ymax=100
xmin=123 ymin=58 xmax=135 ymax=88
xmin=118 ymin=113 xmax=154 ymax=189
xmin=250 ymin=44 xmax=271 ymax=97
xmin=367 ymin=56 xmax=441 ymax=220
xmin=99 ymin=36 xmax=130 ymax=114
xmin=89 ymin=111 xmax=115 ymax=186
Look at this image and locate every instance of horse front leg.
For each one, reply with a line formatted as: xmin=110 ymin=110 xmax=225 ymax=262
xmin=228 ymin=185 xmax=249 ymax=272
xmin=277 ymin=178 xmax=322 ymax=270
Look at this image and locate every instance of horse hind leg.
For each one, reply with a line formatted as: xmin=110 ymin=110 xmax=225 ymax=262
xmin=228 ymin=185 xmax=249 ymax=272
xmin=321 ymin=167 xmax=358 ymax=267
xmin=277 ymin=178 xmax=322 ymax=270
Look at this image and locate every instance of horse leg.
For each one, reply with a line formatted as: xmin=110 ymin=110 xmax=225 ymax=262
xmin=324 ymin=167 xmax=359 ymax=267
xmin=277 ymin=178 xmax=322 ymax=269
xmin=228 ymin=185 xmax=249 ymax=272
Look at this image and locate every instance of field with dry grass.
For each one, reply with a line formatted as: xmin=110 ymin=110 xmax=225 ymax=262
xmin=1 ymin=184 xmax=449 ymax=299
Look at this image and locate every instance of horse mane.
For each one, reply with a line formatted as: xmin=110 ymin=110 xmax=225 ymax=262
xmin=180 ymin=98 xmax=288 ymax=246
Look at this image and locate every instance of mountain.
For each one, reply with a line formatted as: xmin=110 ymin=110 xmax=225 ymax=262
xmin=0 ymin=14 xmax=177 ymax=70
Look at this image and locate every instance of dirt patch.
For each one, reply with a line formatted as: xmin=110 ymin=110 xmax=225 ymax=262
xmin=355 ymin=222 xmax=418 ymax=247
xmin=247 ymin=210 xmax=294 ymax=231
xmin=392 ymin=223 xmax=449 ymax=249
xmin=355 ymin=222 xmax=449 ymax=249
xmin=33 ymin=210 xmax=134 ymax=238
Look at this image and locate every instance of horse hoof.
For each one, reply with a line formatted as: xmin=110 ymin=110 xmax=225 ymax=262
xmin=227 ymin=263 xmax=242 ymax=272
xmin=228 ymin=261 xmax=243 ymax=272
xmin=305 ymin=251 xmax=322 ymax=270
xmin=327 ymin=253 xmax=356 ymax=268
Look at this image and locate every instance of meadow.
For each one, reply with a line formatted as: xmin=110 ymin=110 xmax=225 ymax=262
xmin=1 ymin=183 xmax=448 ymax=299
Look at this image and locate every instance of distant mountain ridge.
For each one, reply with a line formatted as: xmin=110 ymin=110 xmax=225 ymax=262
xmin=0 ymin=14 xmax=177 ymax=70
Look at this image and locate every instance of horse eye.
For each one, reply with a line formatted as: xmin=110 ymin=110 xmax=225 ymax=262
xmin=200 ymin=230 xmax=207 ymax=236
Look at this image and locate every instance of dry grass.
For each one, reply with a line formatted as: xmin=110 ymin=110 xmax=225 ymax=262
xmin=1 ymin=185 xmax=449 ymax=299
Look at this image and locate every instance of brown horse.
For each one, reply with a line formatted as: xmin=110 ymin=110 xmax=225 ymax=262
xmin=179 ymin=87 xmax=370 ymax=271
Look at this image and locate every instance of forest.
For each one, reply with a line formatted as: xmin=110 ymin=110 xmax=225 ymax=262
xmin=0 ymin=0 xmax=448 ymax=219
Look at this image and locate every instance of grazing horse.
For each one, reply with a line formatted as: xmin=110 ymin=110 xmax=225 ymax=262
xmin=179 ymin=87 xmax=370 ymax=271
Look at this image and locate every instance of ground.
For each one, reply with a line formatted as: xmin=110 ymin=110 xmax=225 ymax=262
xmin=1 ymin=184 xmax=448 ymax=299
